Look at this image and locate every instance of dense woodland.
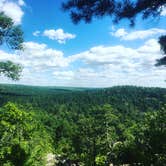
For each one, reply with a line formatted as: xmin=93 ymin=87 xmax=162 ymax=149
xmin=0 ymin=0 xmax=166 ymax=165
xmin=0 ymin=84 xmax=166 ymax=165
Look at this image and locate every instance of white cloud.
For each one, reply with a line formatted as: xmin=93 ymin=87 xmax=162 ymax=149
xmin=111 ymin=28 xmax=128 ymax=38
xmin=71 ymin=39 xmax=162 ymax=67
xmin=43 ymin=29 xmax=76 ymax=44
xmin=161 ymin=6 xmax=166 ymax=16
xmin=18 ymin=0 xmax=25 ymax=6
xmin=111 ymin=28 xmax=166 ymax=40
xmin=0 ymin=41 xmax=70 ymax=69
xmin=67 ymin=39 xmax=165 ymax=87
xmin=33 ymin=30 xmax=41 ymax=37
xmin=70 ymin=45 xmax=138 ymax=66
xmin=0 ymin=0 xmax=25 ymax=24
xmin=0 ymin=39 xmax=165 ymax=87
xmin=0 ymin=41 xmax=72 ymax=85
xmin=53 ymin=71 xmax=74 ymax=80
xmin=137 ymin=39 xmax=160 ymax=54
xmin=22 ymin=42 xmax=70 ymax=68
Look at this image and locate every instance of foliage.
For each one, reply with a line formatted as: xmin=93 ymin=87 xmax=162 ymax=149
xmin=0 ymin=85 xmax=165 ymax=165
xmin=0 ymin=12 xmax=23 ymax=50
xmin=0 ymin=85 xmax=165 ymax=112
xmin=0 ymin=12 xmax=24 ymax=80
xmin=95 ymin=155 xmax=107 ymax=166
xmin=156 ymin=35 xmax=166 ymax=66
xmin=159 ymin=35 xmax=166 ymax=54
xmin=109 ymin=106 xmax=166 ymax=165
xmin=115 ymin=0 xmax=166 ymax=25
xmin=62 ymin=0 xmax=166 ymax=24
xmin=133 ymin=106 xmax=166 ymax=165
xmin=0 ymin=61 xmax=22 ymax=80
xmin=0 ymin=102 xmax=53 ymax=166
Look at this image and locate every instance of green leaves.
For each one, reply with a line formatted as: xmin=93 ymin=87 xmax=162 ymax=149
xmin=0 ymin=12 xmax=24 ymax=80
xmin=108 ymin=106 xmax=166 ymax=165
xmin=0 ymin=86 xmax=165 ymax=165
xmin=0 ymin=61 xmax=22 ymax=80
xmin=0 ymin=103 xmax=54 ymax=166
xmin=159 ymin=35 xmax=166 ymax=54
xmin=62 ymin=0 xmax=166 ymax=24
xmin=95 ymin=155 xmax=107 ymax=166
xmin=0 ymin=12 xmax=23 ymax=50
xmin=0 ymin=12 xmax=13 ymax=31
xmin=156 ymin=35 xmax=166 ymax=66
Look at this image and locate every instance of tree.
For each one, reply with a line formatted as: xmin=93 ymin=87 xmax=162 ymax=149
xmin=62 ymin=0 xmax=165 ymax=24
xmin=0 ymin=12 xmax=23 ymax=80
xmin=133 ymin=107 xmax=166 ymax=165
xmin=156 ymin=35 xmax=166 ymax=66
xmin=0 ymin=102 xmax=54 ymax=166
xmin=0 ymin=102 xmax=32 ymax=165
xmin=71 ymin=105 xmax=118 ymax=166
xmin=0 ymin=12 xmax=23 ymax=50
xmin=0 ymin=61 xmax=22 ymax=81
xmin=62 ymin=0 xmax=166 ymax=66
xmin=108 ymin=106 xmax=166 ymax=165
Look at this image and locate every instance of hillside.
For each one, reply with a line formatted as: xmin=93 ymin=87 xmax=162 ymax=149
xmin=0 ymin=84 xmax=165 ymax=112
xmin=0 ymin=84 xmax=166 ymax=165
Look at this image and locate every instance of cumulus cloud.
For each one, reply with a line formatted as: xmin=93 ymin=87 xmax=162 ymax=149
xmin=161 ymin=6 xmax=166 ymax=16
xmin=71 ymin=39 xmax=161 ymax=67
xmin=43 ymin=29 xmax=76 ymax=44
xmin=112 ymin=28 xmax=128 ymax=38
xmin=18 ymin=0 xmax=25 ymax=6
xmin=53 ymin=71 xmax=74 ymax=80
xmin=111 ymin=28 xmax=166 ymax=40
xmin=0 ymin=0 xmax=25 ymax=24
xmin=0 ymin=39 xmax=165 ymax=87
xmin=0 ymin=41 xmax=72 ymax=85
xmin=0 ymin=41 xmax=70 ymax=69
xmin=33 ymin=30 xmax=41 ymax=37
xmin=23 ymin=42 xmax=70 ymax=68
xmin=67 ymin=39 xmax=165 ymax=87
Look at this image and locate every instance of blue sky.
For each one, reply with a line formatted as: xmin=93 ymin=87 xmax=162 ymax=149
xmin=0 ymin=0 xmax=166 ymax=87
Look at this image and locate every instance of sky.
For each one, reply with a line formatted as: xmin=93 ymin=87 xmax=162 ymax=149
xmin=0 ymin=0 xmax=166 ymax=87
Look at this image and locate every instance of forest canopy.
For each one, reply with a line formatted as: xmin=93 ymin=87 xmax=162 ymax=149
xmin=0 ymin=85 xmax=166 ymax=165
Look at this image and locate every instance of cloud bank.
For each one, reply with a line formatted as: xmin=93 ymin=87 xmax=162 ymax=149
xmin=0 ymin=39 xmax=165 ymax=87
xmin=111 ymin=28 xmax=166 ymax=41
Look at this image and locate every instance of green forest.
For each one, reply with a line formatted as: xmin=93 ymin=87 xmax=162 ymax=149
xmin=0 ymin=1 xmax=166 ymax=165
xmin=0 ymin=84 xmax=166 ymax=166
